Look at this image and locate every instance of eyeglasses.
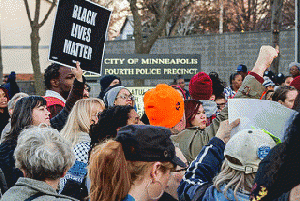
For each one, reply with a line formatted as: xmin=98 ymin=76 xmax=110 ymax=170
xmin=116 ymin=95 xmax=135 ymax=101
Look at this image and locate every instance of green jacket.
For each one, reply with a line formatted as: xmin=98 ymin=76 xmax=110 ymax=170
xmin=171 ymin=74 xmax=265 ymax=162
xmin=0 ymin=177 xmax=78 ymax=201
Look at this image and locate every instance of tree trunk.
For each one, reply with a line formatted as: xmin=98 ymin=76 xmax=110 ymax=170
xmin=24 ymin=0 xmax=55 ymax=95
xmin=271 ymin=0 xmax=283 ymax=74
xmin=30 ymin=27 xmax=45 ymax=95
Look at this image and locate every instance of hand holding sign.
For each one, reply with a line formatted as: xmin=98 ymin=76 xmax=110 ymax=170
xmin=216 ymin=119 xmax=240 ymax=144
xmin=72 ymin=61 xmax=83 ymax=82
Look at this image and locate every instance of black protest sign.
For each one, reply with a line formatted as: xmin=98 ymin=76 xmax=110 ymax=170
xmin=49 ymin=0 xmax=111 ymax=74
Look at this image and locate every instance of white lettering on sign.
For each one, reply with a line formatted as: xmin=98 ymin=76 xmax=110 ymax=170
xmin=105 ymin=68 xmax=135 ymax=75
xmin=104 ymin=58 xmax=126 ymax=64
xmin=71 ymin=23 xmax=91 ymax=42
xmin=163 ymin=68 xmax=198 ymax=75
xmin=63 ymin=39 xmax=92 ymax=60
xmin=141 ymin=58 xmax=198 ymax=65
xmin=72 ymin=5 xmax=98 ymax=26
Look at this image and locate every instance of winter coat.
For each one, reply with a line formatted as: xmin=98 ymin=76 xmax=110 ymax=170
xmin=178 ymin=137 xmax=251 ymax=201
xmin=0 ymin=177 xmax=78 ymax=201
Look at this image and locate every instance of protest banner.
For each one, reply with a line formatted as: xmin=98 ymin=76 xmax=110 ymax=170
xmin=49 ymin=0 xmax=111 ymax=74
xmin=228 ymin=99 xmax=298 ymax=140
xmin=127 ymin=86 xmax=154 ymax=117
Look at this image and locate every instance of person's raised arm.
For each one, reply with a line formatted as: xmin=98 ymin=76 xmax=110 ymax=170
xmin=50 ymin=62 xmax=85 ymax=130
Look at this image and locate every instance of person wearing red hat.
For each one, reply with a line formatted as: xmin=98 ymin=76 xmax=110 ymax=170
xmin=189 ymin=72 xmax=218 ymax=126
xmin=290 ymin=75 xmax=300 ymax=91
xmin=189 ymin=72 xmax=213 ymax=101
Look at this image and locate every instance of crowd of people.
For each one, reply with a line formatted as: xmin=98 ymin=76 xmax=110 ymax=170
xmin=0 ymin=45 xmax=300 ymax=201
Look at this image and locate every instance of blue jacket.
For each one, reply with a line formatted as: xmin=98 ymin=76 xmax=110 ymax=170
xmin=122 ymin=194 xmax=135 ymax=201
xmin=178 ymin=137 xmax=250 ymax=201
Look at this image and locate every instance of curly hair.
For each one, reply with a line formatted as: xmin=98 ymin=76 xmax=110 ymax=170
xmin=44 ymin=63 xmax=61 ymax=90
xmin=89 ymin=105 xmax=134 ymax=148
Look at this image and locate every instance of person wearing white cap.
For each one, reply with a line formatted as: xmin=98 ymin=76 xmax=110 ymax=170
xmin=178 ymin=120 xmax=276 ymax=201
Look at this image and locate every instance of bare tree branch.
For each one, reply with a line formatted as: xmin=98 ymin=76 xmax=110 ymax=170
xmin=146 ymin=0 xmax=179 ymax=46
xmin=34 ymin=0 xmax=41 ymax=25
xmin=129 ymin=0 xmax=143 ymax=52
xmin=23 ymin=0 xmax=33 ymax=26
xmin=39 ymin=0 xmax=57 ymax=27
xmin=44 ymin=0 xmax=57 ymax=6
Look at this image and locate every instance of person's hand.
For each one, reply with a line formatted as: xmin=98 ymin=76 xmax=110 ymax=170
xmin=215 ymin=119 xmax=240 ymax=144
xmin=290 ymin=184 xmax=300 ymax=201
xmin=72 ymin=61 xmax=83 ymax=82
xmin=252 ymin=46 xmax=279 ymax=77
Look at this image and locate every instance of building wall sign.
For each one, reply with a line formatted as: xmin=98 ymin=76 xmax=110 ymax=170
xmin=102 ymin=54 xmax=201 ymax=79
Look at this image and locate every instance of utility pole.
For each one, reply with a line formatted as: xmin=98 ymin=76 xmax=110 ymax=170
xmin=296 ymin=0 xmax=300 ymax=62
xmin=270 ymin=0 xmax=284 ymax=74
xmin=219 ymin=0 xmax=224 ymax=34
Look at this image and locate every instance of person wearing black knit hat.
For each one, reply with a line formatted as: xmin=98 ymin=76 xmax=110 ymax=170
xmin=98 ymin=75 xmax=121 ymax=100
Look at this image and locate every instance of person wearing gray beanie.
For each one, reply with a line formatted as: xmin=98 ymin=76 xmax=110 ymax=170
xmin=103 ymin=86 xmax=135 ymax=107
xmin=289 ymin=62 xmax=300 ymax=78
